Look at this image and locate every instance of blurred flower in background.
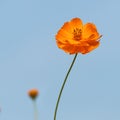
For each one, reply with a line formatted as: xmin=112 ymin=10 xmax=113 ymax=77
xmin=28 ymin=88 xmax=39 ymax=100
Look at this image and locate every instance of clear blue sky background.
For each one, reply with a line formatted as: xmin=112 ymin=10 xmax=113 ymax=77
xmin=0 ymin=0 xmax=120 ymax=120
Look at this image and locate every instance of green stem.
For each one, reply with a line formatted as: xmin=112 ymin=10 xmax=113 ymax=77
xmin=54 ymin=53 xmax=78 ymax=120
xmin=33 ymin=100 xmax=38 ymax=120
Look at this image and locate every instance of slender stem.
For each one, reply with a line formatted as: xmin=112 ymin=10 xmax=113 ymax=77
xmin=54 ymin=53 xmax=78 ymax=120
xmin=33 ymin=100 xmax=38 ymax=120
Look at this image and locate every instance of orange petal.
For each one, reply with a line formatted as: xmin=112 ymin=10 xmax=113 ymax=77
xmin=80 ymin=41 xmax=100 ymax=54
xmin=70 ymin=18 xmax=83 ymax=29
xmin=56 ymin=41 xmax=78 ymax=54
xmin=56 ymin=29 xmax=72 ymax=43
xmin=61 ymin=22 xmax=73 ymax=34
xmin=82 ymin=23 xmax=100 ymax=41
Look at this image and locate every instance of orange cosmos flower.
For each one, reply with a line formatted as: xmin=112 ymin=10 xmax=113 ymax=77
xmin=55 ymin=17 xmax=102 ymax=54
xmin=28 ymin=89 xmax=39 ymax=100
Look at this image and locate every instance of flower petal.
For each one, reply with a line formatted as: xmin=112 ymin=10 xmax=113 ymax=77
xmin=82 ymin=23 xmax=100 ymax=41
xmin=61 ymin=22 xmax=73 ymax=34
xmin=80 ymin=41 xmax=100 ymax=54
xmin=70 ymin=18 xmax=83 ymax=29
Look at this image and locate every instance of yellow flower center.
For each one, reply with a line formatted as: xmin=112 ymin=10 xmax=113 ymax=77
xmin=73 ymin=28 xmax=82 ymax=41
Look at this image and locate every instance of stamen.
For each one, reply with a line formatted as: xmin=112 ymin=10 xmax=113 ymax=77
xmin=73 ymin=28 xmax=82 ymax=41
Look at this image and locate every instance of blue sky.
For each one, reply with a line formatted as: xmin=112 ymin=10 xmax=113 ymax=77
xmin=0 ymin=0 xmax=120 ymax=120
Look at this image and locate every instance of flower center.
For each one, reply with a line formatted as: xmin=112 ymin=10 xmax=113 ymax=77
xmin=73 ymin=28 xmax=82 ymax=41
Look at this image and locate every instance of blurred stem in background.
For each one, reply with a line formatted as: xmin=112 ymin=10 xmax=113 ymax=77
xmin=32 ymin=99 xmax=38 ymax=120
